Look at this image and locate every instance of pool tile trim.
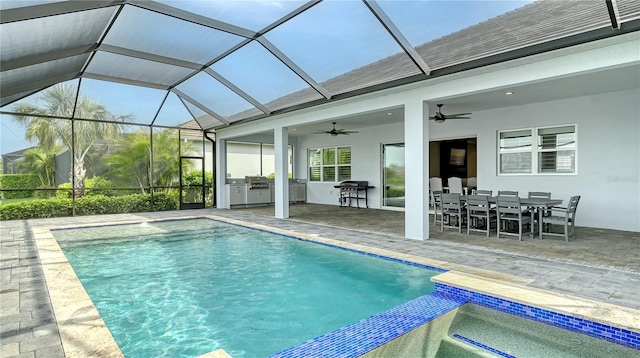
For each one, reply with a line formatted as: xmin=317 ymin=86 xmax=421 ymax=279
xmin=436 ymin=283 xmax=640 ymax=350
xmin=211 ymin=216 xmax=449 ymax=272
xmin=269 ymin=292 xmax=466 ymax=358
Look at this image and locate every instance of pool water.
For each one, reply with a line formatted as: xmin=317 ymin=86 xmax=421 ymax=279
xmin=54 ymin=219 xmax=440 ymax=357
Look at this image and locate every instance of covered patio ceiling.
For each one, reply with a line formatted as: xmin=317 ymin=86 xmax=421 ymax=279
xmin=1 ymin=0 xmax=639 ymax=132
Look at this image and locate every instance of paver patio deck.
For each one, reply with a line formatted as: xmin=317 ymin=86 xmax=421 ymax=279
xmin=1 ymin=204 xmax=638 ymax=357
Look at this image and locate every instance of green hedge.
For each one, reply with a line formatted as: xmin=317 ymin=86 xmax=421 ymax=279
xmin=386 ymin=187 xmax=405 ymax=198
xmin=56 ymin=176 xmax=115 ymax=198
xmin=0 ymin=174 xmax=41 ymax=199
xmin=0 ymin=192 xmax=178 ymax=220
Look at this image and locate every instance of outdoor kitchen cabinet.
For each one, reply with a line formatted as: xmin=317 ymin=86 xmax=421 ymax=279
xmin=225 ymin=184 xmax=271 ymax=207
xmin=246 ymin=186 xmax=270 ymax=205
xmin=268 ymin=182 xmax=306 ymax=203
xmin=289 ymin=183 xmax=306 ymax=203
xmin=227 ymin=184 xmax=246 ymax=206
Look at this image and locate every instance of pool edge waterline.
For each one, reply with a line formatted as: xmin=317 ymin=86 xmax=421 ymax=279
xmin=34 ymin=215 xmax=640 ymax=357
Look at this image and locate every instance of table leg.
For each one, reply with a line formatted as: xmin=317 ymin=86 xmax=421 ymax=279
xmin=538 ymin=207 xmax=543 ymax=239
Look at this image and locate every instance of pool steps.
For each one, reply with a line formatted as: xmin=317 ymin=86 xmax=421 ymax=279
xmin=433 ymin=271 xmax=640 ymax=350
xmin=269 ymin=272 xmax=639 ymax=358
xmin=452 ymin=334 xmax=516 ymax=358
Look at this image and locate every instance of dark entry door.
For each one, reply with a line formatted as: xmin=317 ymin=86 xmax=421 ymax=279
xmin=180 ymin=156 xmax=205 ymax=210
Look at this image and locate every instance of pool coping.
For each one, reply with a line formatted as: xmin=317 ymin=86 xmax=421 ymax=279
xmin=32 ymin=214 xmax=640 ymax=357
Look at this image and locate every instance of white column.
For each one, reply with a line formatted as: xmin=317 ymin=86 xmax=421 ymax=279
xmin=215 ymin=138 xmax=228 ymax=209
xmin=274 ymin=126 xmax=290 ymax=218
xmin=404 ymin=100 xmax=430 ymax=240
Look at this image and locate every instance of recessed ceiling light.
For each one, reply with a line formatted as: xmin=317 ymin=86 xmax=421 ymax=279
xmin=505 ymin=91 xmax=514 ymax=95
xmin=387 ymin=112 xmax=393 ymax=115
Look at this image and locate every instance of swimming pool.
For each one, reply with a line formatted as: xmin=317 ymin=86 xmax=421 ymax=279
xmin=53 ymin=218 xmax=442 ymax=357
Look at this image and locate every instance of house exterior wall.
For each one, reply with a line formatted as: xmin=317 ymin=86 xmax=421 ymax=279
xmin=294 ymin=88 xmax=640 ymax=232
xmin=296 ymin=122 xmax=404 ymax=208
xmin=430 ymin=89 xmax=639 ymax=232
xmin=216 ymin=33 xmax=640 ymax=234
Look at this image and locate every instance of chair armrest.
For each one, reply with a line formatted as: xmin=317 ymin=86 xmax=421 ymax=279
xmin=548 ymin=206 xmax=568 ymax=214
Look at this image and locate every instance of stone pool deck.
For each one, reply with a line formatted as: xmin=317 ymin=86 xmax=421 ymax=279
xmin=1 ymin=205 xmax=639 ymax=357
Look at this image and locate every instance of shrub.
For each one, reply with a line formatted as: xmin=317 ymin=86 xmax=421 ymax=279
xmin=182 ymin=170 xmax=213 ymax=186
xmin=0 ymin=192 xmax=178 ymax=220
xmin=56 ymin=183 xmax=72 ymax=198
xmin=56 ymin=176 xmax=114 ymax=198
xmin=152 ymin=192 xmax=179 ymax=211
xmin=33 ymin=186 xmax=57 ymax=199
xmin=0 ymin=174 xmax=40 ymax=199
xmin=85 ymin=176 xmax=115 ymax=197
xmin=386 ymin=187 xmax=405 ymax=198
xmin=0 ymin=198 xmax=72 ymax=220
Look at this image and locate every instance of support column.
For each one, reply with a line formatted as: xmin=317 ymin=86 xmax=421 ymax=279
xmin=215 ymin=138 xmax=228 ymax=209
xmin=404 ymin=100 xmax=430 ymax=240
xmin=274 ymin=126 xmax=290 ymax=218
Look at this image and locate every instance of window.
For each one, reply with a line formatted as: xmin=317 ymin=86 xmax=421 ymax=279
xmin=537 ymin=126 xmax=576 ymax=173
xmin=227 ymin=141 xmax=293 ymax=178
xmin=308 ymin=146 xmax=351 ymax=182
xmin=498 ymin=125 xmax=576 ymax=175
xmin=499 ymin=129 xmax=532 ymax=174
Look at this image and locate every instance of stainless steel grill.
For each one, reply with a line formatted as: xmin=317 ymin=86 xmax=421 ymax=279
xmin=245 ymin=176 xmax=270 ymax=189
xmin=337 ymin=181 xmax=371 ymax=208
xmin=339 ymin=181 xmax=369 ymax=190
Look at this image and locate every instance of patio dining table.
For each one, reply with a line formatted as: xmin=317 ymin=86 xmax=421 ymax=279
xmin=459 ymin=196 xmax=563 ymax=238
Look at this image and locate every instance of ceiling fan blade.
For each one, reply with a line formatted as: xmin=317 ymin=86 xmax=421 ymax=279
xmin=338 ymin=130 xmax=359 ymax=134
xmin=447 ymin=116 xmax=471 ymax=119
xmin=447 ymin=112 xmax=472 ymax=117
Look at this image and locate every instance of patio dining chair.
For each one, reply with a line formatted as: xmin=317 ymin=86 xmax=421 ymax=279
xmin=496 ymin=196 xmax=533 ymax=241
xmin=441 ymin=193 xmax=467 ymax=233
xmin=497 ymin=190 xmax=518 ymax=197
xmin=467 ymin=194 xmax=497 ymax=237
xmin=541 ymin=196 xmax=581 ymax=242
xmin=466 ymin=177 xmax=477 ymax=191
xmin=430 ymin=190 xmax=443 ymax=226
xmin=447 ymin=177 xmax=464 ymax=194
xmin=429 ymin=177 xmax=443 ymax=192
xmin=475 ymin=190 xmax=492 ymax=196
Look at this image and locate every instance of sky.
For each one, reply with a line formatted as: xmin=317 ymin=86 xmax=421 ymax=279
xmin=1 ymin=0 xmax=533 ymax=156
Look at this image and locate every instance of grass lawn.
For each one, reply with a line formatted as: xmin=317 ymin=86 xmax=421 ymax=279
xmin=0 ymin=197 xmax=40 ymax=206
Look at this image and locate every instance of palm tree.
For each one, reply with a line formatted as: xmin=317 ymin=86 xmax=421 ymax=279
xmin=105 ymin=129 xmax=196 ymax=194
xmin=105 ymin=130 xmax=152 ymax=193
xmin=18 ymin=147 xmax=58 ymax=188
xmin=12 ymin=84 xmax=130 ymax=197
xmin=152 ymin=129 xmax=194 ymax=189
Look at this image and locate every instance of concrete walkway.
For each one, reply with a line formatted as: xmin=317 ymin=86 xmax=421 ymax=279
xmin=1 ymin=206 xmax=639 ymax=357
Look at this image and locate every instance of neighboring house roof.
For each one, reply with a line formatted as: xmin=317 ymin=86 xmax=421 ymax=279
xmin=1 ymin=146 xmax=35 ymax=159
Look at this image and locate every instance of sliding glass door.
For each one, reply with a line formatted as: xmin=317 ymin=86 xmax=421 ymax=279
xmin=382 ymin=143 xmax=405 ymax=208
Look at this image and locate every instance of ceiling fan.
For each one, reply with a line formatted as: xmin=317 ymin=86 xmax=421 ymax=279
xmin=312 ymin=122 xmax=359 ymax=136
xmin=429 ymin=104 xmax=471 ymax=123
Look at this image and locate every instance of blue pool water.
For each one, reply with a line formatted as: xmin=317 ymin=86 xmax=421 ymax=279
xmin=54 ymin=219 xmax=440 ymax=357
